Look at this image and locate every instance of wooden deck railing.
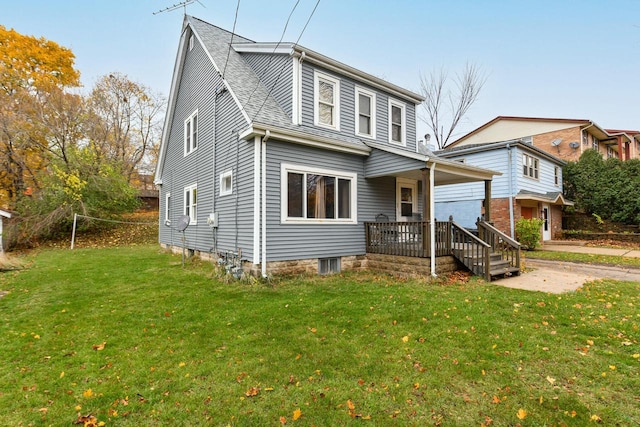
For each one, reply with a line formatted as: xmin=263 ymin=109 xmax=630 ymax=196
xmin=477 ymin=220 xmax=521 ymax=273
xmin=364 ymin=221 xmax=450 ymax=258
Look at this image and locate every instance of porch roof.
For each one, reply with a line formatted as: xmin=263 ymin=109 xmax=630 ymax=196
xmin=364 ymin=142 xmax=501 ymax=185
xmin=515 ymin=190 xmax=574 ymax=206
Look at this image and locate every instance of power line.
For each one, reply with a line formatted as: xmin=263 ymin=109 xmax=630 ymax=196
xmin=251 ymin=0 xmax=321 ymax=123
xmin=243 ymin=0 xmax=301 ymax=110
xmin=221 ymin=0 xmax=241 ymax=80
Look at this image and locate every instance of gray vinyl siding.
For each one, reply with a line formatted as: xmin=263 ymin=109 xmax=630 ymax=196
xmin=241 ymin=53 xmax=293 ymax=118
xmin=300 ymin=62 xmax=418 ymax=149
xmin=158 ymin=33 xmax=255 ymax=260
xmin=365 ymin=147 xmax=424 ymax=178
xmin=264 ymin=140 xmax=396 ymax=261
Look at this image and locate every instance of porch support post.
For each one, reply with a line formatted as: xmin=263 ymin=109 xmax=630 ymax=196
xmin=429 ymin=164 xmax=436 ymax=278
xmin=421 ymin=168 xmax=429 ymax=256
xmin=484 ymin=180 xmax=492 ymax=223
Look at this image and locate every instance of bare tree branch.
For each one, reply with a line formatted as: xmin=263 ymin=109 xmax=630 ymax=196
xmin=419 ymin=63 xmax=487 ymax=149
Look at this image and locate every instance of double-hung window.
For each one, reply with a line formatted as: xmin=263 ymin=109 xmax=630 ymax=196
xmin=355 ymin=87 xmax=376 ymax=138
xmin=592 ymin=137 xmax=599 ymax=151
xmin=184 ymin=110 xmax=198 ymax=156
xmin=165 ymin=192 xmax=171 ymax=224
xmin=314 ymin=72 xmax=340 ymax=130
xmin=184 ymin=184 xmax=197 ymax=224
xmin=388 ymin=99 xmax=405 ymax=145
xmin=522 ymin=153 xmax=539 ymax=179
xmin=282 ymin=164 xmax=357 ymax=224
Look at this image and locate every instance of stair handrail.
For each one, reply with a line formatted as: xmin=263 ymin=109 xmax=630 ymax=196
xmin=478 ymin=220 xmax=521 ymax=248
xmin=450 ymin=219 xmax=491 ymax=281
xmin=477 ymin=219 xmax=521 ymax=275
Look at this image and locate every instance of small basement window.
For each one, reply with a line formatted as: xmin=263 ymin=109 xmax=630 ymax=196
xmin=319 ymin=257 xmax=340 ymax=275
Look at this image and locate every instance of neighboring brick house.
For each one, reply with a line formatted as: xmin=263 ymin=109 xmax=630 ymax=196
xmin=435 ymin=140 xmax=573 ymax=241
xmin=449 ymin=116 xmax=640 ymax=162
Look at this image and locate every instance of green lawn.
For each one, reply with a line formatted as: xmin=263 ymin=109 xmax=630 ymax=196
xmin=0 ymin=246 xmax=638 ymax=426
xmin=525 ymin=249 xmax=640 ymax=269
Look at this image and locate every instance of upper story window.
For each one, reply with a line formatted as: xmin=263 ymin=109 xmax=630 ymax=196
xmin=592 ymin=136 xmax=599 ymax=151
xmin=355 ymin=87 xmax=376 ymax=139
xmin=607 ymin=146 xmax=616 ymax=159
xmin=189 ymin=34 xmax=194 ymax=51
xmin=388 ymin=99 xmax=406 ymax=145
xmin=554 ymin=166 xmax=560 ymax=186
xmin=184 ymin=184 xmax=197 ymax=225
xmin=220 ymin=170 xmax=233 ymax=196
xmin=522 ymin=153 xmax=539 ymax=179
xmin=281 ymin=163 xmax=357 ymax=224
xmin=314 ymin=72 xmax=340 ymax=130
xmin=184 ymin=110 xmax=198 ymax=156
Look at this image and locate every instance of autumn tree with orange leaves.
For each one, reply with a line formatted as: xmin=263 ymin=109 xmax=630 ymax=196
xmin=0 ymin=24 xmax=80 ymax=205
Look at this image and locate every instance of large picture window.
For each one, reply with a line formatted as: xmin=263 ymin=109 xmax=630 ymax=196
xmin=184 ymin=110 xmax=198 ymax=156
xmin=314 ymin=71 xmax=340 ymax=130
xmin=281 ymin=164 xmax=357 ymax=224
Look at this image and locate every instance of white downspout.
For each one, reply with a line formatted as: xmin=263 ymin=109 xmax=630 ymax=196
xmin=253 ymin=136 xmax=261 ymax=265
xmin=507 ymin=144 xmax=515 ymax=239
xmin=429 ymin=163 xmax=437 ymax=278
xmin=261 ymin=130 xmax=270 ymax=277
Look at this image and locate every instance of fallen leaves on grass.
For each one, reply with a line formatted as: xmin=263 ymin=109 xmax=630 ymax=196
xmin=92 ymin=342 xmax=106 ymax=351
xmin=245 ymin=386 xmax=260 ymax=397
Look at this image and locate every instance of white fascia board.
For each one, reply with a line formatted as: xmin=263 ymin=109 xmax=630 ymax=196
xmin=232 ymin=42 xmax=295 ymax=55
xmin=290 ymin=46 xmax=424 ymax=104
xmin=0 ymin=209 xmax=11 ymax=218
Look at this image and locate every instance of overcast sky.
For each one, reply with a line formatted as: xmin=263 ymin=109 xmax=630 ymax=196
xmin=3 ymin=0 xmax=640 ymax=139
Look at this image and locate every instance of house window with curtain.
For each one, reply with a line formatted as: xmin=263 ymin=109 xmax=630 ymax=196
xmin=281 ymin=164 xmax=357 ymax=224
xmin=388 ymin=99 xmax=405 ymax=145
xmin=355 ymin=87 xmax=375 ymax=138
xmin=184 ymin=110 xmax=198 ymax=156
xmin=314 ymin=71 xmax=340 ymax=130
xmin=522 ymin=153 xmax=539 ymax=179
xmin=184 ymin=184 xmax=197 ymax=224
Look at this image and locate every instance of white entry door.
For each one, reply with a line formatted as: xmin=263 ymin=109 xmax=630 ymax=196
xmin=396 ymin=178 xmax=417 ymax=221
xmin=541 ymin=203 xmax=551 ymax=241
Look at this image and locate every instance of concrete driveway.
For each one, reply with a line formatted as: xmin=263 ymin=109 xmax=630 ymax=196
xmin=493 ymin=258 xmax=640 ymax=293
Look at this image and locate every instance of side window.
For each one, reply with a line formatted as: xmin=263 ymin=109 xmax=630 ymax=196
xmin=355 ymin=87 xmax=376 ymax=139
xmin=184 ymin=184 xmax=197 ymax=224
xmin=184 ymin=110 xmax=198 ymax=156
xmin=388 ymin=99 xmax=405 ymax=145
xmin=220 ymin=170 xmax=233 ymax=196
xmin=314 ymin=71 xmax=340 ymax=130
xmin=165 ymin=192 xmax=171 ymax=224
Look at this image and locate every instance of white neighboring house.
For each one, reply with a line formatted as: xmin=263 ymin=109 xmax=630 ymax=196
xmin=0 ymin=209 xmax=11 ymax=253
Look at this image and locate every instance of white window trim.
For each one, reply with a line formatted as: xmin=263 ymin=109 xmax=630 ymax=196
xmin=388 ymin=99 xmax=406 ymax=146
xmin=355 ymin=86 xmax=376 ymax=139
xmin=220 ymin=169 xmax=233 ymax=196
xmin=314 ymin=71 xmax=340 ymax=131
xmin=184 ymin=184 xmax=197 ymax=225
xmin=280 ymin=163 xmax=357 ymax=224
xmin=184 ymin=110 xmax=198 ymax=156
xmin=522 ymin=153 xmax=539 ymax=180
xmin=165 ymin=192 xmax=171 ymax=224
xmin=189 ymin=34 xmax=194 ymax=51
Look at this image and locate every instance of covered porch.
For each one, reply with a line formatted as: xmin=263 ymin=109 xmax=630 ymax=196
xmin=363 ymin=143 xmax=520 ymax=280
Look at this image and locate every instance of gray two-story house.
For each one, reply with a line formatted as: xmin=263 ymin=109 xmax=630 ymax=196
xmin=155 ymin=16 xmax=509 ymax=279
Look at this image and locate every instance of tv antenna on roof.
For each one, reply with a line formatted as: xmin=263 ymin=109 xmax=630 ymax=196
xmin=153 ymin=0 xmax=205 ymax=15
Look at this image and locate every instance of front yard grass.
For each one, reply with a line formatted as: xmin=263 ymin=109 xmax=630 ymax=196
xmin=524 ymin=249 xmax=640 ymax=269
xmin=0 ymin=245 xmax=638 ymax=426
